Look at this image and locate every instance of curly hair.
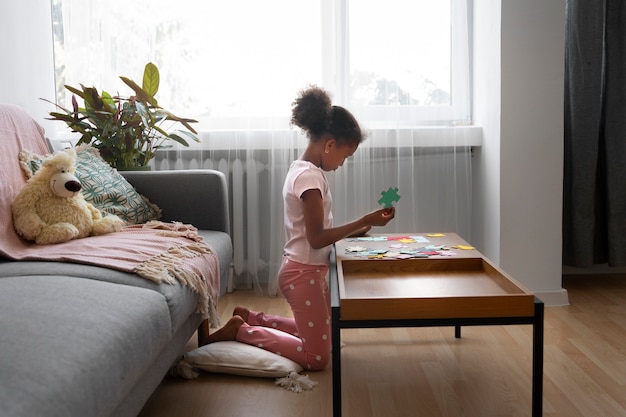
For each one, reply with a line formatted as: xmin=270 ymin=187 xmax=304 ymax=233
xmin=290 ymin=85 xmax=364 ymax=146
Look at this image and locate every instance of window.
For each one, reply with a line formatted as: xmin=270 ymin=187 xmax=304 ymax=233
xmin=342 ymin=0 xmax=471 ymax=126
xmin=51 ymin=0 xmax=471 ymax=131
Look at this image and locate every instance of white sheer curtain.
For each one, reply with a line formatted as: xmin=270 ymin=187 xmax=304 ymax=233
xmin=49 ymin=0 xmax=475 ymax=295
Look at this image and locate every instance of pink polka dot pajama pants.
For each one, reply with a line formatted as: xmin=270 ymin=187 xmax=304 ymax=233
xmin=235 ymin=257 xmax=331 ymax=370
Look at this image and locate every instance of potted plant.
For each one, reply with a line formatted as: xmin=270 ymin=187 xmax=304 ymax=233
xmin=44 ymin=62 xmax=199 ymax=170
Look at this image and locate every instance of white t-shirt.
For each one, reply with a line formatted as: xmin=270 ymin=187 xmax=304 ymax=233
xmin=282 ymin=160 xmax=333 ymax=265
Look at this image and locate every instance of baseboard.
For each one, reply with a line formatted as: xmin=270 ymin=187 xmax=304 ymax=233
xmin=563 ymin=264 xmax=626 ymax=275
xmin=535 ymin=288 xmax=569 ymax=307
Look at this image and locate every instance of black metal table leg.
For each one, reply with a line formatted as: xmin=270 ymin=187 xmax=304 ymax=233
xmin=332 ymin=307 xmax=342 ymax=417
xmin=532 ymin=298 xmax=544 ymax=417
xmin=330 ymin=247 xmax=342 ymax=417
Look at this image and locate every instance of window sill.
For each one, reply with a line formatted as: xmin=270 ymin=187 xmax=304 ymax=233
xmin=49 ymin=125 xmax=482 ymax=153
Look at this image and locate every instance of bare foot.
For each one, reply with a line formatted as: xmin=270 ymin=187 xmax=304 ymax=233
xmin=233 ymin=305 xmax=250 ymax=322
xmin=200 ymin=315 xmax=245 ymax=345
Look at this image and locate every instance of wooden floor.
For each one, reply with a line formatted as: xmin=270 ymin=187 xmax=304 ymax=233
xmin=138 ymin=274 xmax=626 ymax=417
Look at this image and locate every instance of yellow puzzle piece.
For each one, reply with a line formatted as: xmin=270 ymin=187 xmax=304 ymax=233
xmin=452 ymin=245 xmax=475 ymax=250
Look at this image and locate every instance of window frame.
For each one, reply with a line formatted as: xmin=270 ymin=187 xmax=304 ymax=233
xmin=323 ymin=0 xmax=471 ymax=126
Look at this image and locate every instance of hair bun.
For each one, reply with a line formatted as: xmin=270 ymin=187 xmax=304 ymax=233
xmin=290 ymin=86 xmax=332 ymax=137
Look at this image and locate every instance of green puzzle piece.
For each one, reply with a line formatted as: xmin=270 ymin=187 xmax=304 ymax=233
xmin=378 ymin=187 xmax=401 ymax=208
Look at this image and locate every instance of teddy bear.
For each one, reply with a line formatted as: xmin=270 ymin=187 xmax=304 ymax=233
xmin=11 ymin=149 xmax=125 ymax=245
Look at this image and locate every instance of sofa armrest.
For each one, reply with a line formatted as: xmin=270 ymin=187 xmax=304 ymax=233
xmin=121 ymin=169 xmax=230 ymax=234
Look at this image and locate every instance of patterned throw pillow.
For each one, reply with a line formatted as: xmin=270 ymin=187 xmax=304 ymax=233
xmin=18 ymin=149 xmax=44 ymax=175
xmin=18 ymin=145 xmax=161 ymax=224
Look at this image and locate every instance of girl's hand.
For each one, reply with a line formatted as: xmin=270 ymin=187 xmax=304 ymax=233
xmin=364 ymin=207 xmax=396 ymax=227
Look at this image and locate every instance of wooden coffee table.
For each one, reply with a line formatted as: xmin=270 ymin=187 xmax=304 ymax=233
xmin=330 ymin=233 xmax=544 ymax=417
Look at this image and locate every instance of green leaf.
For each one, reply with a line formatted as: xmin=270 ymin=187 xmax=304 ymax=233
xmin=134 ymin=101 xmax=152 ymax=130
xmin=142 ymin=62 xmax=160 ymax=97
xmin=163 ymin=111 xmax=199 ymax=134
xmin=100 ymin=91 xmax=117 ymax=111
xmin=119 ymin=76 xmax=157 ymax=107
xmin=171 ymin=129 xmax=200 ymax=143
xmin=151 ymin=124 xmax=170 ymax=138
xmin=46 ymin=111 xmax=77 ymax=123
xmin=82 ymin=86 xmax=104 ymax=111
xmin=165 ymin=132 xmax=191 ymax=147
xmin=65 ymin=84 xmax=87 ymax=99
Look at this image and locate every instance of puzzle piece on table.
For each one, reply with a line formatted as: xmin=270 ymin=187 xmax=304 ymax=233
xmin=345 ymin=246 xmax=368 ymax=252
xmin=452 ymin=245 xmax=475 ymax=250
xmin=389 ymin=243 xmax=408 ymax=249
xmin=424 ymin=245 xmax=447 ymax=251
xmin=378 ymin=187 xmax=401 ymax=208
xmin=418 ymin=250 xmax=440 ymax=256
xmin=346 ymin=236 xmax=388 ymax=242
xmin=426 ymin=233 xmax=446 ymax=237
xmin=393 ymin=254 xmax=415 ymax=259
xmin=398 ymin=251 xmax=429 ymax=258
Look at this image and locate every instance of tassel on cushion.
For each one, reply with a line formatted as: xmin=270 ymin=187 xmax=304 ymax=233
xmin=169 ymin=358 xmax=200 ymax=380
xmin=274 ymin=372 xmax=318 ymax=393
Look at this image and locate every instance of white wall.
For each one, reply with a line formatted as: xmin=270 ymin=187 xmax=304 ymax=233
xmin=471 ymin=0 xmax=502 ymax=265
xmin=0 ymin=0 xmax=57 ymax=135
xmin=473 ymin=0 xmax=568 ymax=306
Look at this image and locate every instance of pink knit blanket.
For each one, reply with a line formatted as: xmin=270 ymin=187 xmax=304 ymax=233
xmin=0 ymin=104 xmax=218 ymax=321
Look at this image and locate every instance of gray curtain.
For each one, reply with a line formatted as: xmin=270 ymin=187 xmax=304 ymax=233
xmin=563 ymin=0 xmax=626 ymax=267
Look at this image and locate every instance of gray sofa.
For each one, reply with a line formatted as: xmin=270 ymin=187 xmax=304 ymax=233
xmin=0 ymin=104 xmax=233 ymax=417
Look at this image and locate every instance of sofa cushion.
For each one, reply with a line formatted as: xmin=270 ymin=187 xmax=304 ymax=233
xmin=0 ymin=275 xmax=173 ymax=417
xmin=0 ymin=230 xmax=229 ymax=332
xmin=0 ymin=262 xmax=200 ymax=335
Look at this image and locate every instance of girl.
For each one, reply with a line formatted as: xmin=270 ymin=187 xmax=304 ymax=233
xmin=203 ymin=86 xmax=395 ymax=370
